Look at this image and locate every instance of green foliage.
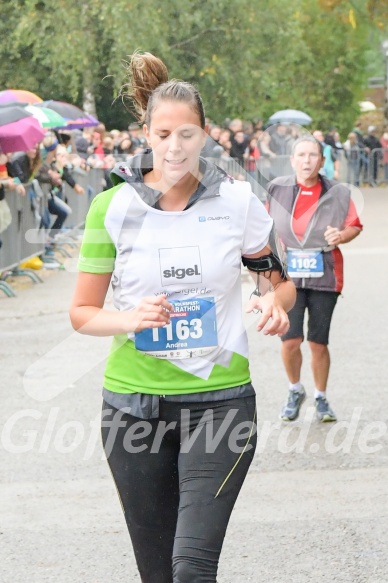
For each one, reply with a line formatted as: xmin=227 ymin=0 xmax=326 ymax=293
xmin=0 ymin=0 xmax=381 ymax=134
xmin=291 ymin=0 xmax=370 ymax=135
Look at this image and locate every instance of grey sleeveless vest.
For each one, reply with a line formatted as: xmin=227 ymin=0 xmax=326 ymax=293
xmin=267 ymin=175 xmax=351 ymax=291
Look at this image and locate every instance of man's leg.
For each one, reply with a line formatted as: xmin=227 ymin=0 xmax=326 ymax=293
xmin=279 ymin=289 xmax=307 ymax=421
xmin=309 ymin=341 xmax=330 ymax=391
xmin=281 ymin=337 xmax=303 ymax=383
xmin=281 ymin=289 xmax=307 ymax=382
xmin=306 ymin=290 xmax=339 ymax=421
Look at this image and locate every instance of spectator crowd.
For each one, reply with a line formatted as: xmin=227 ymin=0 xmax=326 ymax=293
xmin=0 ymin=115 xmax=387 ymax=279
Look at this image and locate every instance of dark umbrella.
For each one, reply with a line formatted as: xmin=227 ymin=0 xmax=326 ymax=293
xmin=36 ymin=100 xmax=99 ymax=129
xmin=0 ymin=101 xmax=67 ymax=129
xmin=268 ymin=109 xmax=312 ymax=126
xmin=0 ymin=103 xmax=34 ymax=126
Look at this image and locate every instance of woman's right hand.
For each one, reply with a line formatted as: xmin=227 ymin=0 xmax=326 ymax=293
xmin=71 ymin=273 xmax=173 ymax=337
xmin=124 ymin=295 xmax=173 ymax=333
xmin=48 ymin=169 xmax=62 ymax=185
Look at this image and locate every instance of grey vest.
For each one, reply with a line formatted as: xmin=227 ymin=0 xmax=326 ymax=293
xmin=267 ymin=175 xmax=351 ymax=291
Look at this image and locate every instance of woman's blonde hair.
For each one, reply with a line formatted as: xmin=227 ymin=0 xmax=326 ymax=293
xmin=27 ymin=144 xmax=42 ymax=176
xmin=122 ymin=52 xmax=206 ymax=128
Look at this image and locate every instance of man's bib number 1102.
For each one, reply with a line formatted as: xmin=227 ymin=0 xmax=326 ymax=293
xmin=287 ymin=249 xmax=324 ymax=278
xmin=134 ymin=297 xmax=218 ymax=359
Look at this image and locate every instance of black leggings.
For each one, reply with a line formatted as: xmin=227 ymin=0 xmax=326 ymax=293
xmin=101 ymin=396 xmax=257 ymax=583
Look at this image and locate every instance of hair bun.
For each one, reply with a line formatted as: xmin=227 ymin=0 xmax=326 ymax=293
xmin=124 ymin=52 xmax=169 ymax=123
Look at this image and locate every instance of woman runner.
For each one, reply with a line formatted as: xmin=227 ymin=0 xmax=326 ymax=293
xmin=70 ymin=52 xmax=296 ymax=583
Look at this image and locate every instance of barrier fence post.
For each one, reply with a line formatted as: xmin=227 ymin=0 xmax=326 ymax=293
xmin=0 ymin=187 xmax=23 ymax=275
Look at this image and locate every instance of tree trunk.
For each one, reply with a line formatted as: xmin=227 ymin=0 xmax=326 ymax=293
xmin=83 ymin=85 xmax=97 ymax=118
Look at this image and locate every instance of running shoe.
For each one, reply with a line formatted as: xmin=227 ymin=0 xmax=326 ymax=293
xmin=315 ymin=396 xmax=337 ymax=422
xmin=280 ymin=388 xmax=306 ymax=421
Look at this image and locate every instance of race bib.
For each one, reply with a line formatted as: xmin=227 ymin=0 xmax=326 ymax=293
xmin=134 ymin=297 xmax=218 ymax=359
xmin=287 ymin=249 xmax=324 ymax=278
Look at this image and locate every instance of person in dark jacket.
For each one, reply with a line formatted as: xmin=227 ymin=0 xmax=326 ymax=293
xmin=363 ymin=125 xmax=381 ymax=186
xmin=8 ymin=144 xmax=42 ymax=184
xmin=37 ymin=139 xmax=84 ymax=240
xmin=269 ymin=124 xmax=289 ymax=155
xmin=230 ymin=129 xmax=248 ymax=166
xmin=267 ymin=136 xmax=362 ymax=423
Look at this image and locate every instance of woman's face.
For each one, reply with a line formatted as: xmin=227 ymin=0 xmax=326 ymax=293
xmin=120 ymin=138 xmax=132 ymax=152
xmin=26 ymin=146 xmax=39 ymax=160
xmin=144 ymin=100 xmax=207 ymax=184
xmin=219 ymin=130 xmax=231 ymax=146
xmin=55 ymin=148 xmax=68 ymax=165
xmin=291 ymin=140 xmax=324 ymax=182
xmin=92 ymin=133 xmax=101 ymax=147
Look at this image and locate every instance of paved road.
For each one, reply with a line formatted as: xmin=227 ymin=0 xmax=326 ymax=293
xmin=1 ymin=188 xmax=387 ymax=582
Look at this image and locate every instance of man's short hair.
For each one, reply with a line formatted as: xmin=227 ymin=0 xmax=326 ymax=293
xmin=291 ymin=136 xmax=324 ymax=156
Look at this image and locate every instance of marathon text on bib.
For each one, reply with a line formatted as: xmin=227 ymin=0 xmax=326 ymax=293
xmin=287 ymin=249 xmax=324 ymax=278
xmin=134 ymin=297 xmax=218 ymax=359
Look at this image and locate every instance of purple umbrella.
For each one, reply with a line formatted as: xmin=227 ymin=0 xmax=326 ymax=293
xmin=63 ymin=113 xmax=99 ymax=130
xmin=0 ymin=117 xmax=45 ymax=153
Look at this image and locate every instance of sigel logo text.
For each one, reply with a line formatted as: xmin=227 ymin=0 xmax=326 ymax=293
xmin=163 ymin=265 xmax=201 ymax=279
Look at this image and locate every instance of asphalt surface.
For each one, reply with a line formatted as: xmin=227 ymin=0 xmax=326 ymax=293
xmin=1 ymin=187 xmax=387 ymax=583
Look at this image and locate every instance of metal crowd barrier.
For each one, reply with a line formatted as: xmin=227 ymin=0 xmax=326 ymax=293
xmin=20 ymin=183 xmax=46 ymax=264
xmin=367 ymin=148 xmax=388 ymax=186
xmin=0 ymin=168 xmax=104 ymax=297
xmin=0 ymin=184 xmax=46 ymax=270
xmin=334 ymin=147 xmax=388 ymax=187
xmin=257 ymin=155 xmax=293 ymax=183
xmin=0 ymin=186 xmax=22 ymax=274
xmin=63 ymin=167 xmax=105 ymax=229
xmin=0 ymin=183 xmax=46 ymax=296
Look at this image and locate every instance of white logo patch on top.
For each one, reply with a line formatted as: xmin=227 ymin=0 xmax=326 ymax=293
xmin=159 ymin=246 xmax=202 ymax=286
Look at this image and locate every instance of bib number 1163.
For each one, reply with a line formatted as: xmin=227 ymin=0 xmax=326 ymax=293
xmin=134 ymin=297 xmax=218 ymax=359
xmin=152 ymin=318 xmax=203 ymax=342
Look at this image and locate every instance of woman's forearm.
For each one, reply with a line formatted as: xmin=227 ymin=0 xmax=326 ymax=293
xmin=255 ymin=274 xmax=296 ymax=313
xmin=70 ymin=306 xmax=133 ymax=336
xmin=70 ymin=295 xmax=172 ymax=337
xmin=273 ymin=280 xmax=296 ymax=312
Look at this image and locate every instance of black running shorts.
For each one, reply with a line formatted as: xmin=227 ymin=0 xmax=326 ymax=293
xmin=281 ymin=288 xmax=340 ymax=345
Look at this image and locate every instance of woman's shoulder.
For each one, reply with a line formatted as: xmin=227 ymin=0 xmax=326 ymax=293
xmin=89 ymin=183 xmax=126 ymax=215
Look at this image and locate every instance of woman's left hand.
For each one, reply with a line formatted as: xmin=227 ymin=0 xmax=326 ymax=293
xmin=246 ymin=292 xmax=290 ymax=336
